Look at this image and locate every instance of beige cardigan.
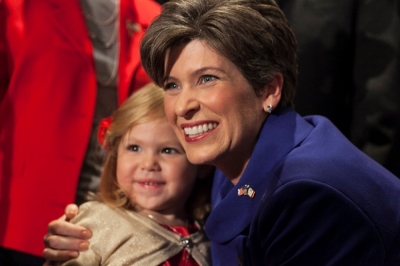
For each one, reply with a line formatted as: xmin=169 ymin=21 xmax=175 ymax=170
xmin=59 ymin=201 xmax=211 ymax=266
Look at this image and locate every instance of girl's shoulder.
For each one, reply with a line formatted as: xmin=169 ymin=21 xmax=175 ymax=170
xmin=77 ymin=201 xmax=114 ymax=216
xmin=72 ymin=201 xmax=128 ymax=228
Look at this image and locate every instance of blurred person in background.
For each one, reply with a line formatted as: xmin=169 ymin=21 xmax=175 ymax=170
xmin=0 ymin=0 xmax=160 ymax=265
xmin=278 ymin=0 xmax=400 ymax=177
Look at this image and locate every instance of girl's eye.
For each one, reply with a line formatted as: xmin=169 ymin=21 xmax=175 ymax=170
xmin=163 ymin=82 xmax=179 ymax=91
xmin=127 ymin=145 xmax=141 ymax=152
xmin=200 ymin=75 xmax=216 ymax=84
xmin=162 ymin=148 xmax=178 ymax=154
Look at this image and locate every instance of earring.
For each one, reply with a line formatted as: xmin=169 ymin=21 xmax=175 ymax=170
xmin=265 ymin=104 xmax=272 ymax=114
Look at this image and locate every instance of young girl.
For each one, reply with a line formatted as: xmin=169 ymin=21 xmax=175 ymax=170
xmin=57 ymin=83 xmax=211 ymax=266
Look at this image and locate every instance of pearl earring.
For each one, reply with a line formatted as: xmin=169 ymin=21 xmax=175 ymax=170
xmin=265 ymin=104 xmax=272 ymax=114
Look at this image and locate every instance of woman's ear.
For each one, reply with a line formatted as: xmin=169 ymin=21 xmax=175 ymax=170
xmin=262 ymin=73 xmax=283 ymax=113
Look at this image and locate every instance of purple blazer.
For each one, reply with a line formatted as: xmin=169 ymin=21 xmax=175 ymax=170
xmin=206 ymin=108 xmax=400 ymax=265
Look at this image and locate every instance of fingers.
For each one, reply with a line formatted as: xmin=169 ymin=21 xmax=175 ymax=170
xmin=42 ymin=247 xmax=79 ymax=262
xmin=43 ymin=215 xmax=92 ymax=262
xmin=43 ymin=230 xmax=90 ymax=249
xmin=42 ymin=204 xmax=91 ymax=262
xmin=46 ymin=219 xmax=92 ymax=242
xmin=65 ymin=204 xmax=79 ymax=221
xmin=43 ymin=204 xmax=92 ymax=266
xmin=43 ymin=226 xmax=90 ymax=262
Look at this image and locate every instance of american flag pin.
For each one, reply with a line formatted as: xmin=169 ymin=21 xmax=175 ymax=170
xmin=238 ymin=184 xmax=255 ymax=198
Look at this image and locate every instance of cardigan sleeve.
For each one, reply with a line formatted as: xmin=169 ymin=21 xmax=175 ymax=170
xmin=250 ymin=180 xmax=388 ymax=265
xmin=57 ymin=201 xmax=196 ymax=266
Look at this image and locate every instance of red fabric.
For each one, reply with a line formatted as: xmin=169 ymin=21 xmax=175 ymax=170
xmin=98 ymin=117 xmax=113 ymax=147
xmin=160 ymin=224 xmax=200 ymax=266
xmin=0 ymin=0 xmax=160 ymax=257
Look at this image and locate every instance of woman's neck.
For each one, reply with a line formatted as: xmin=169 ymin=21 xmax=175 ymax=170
xmin=215 ymin=153 xmax=251 ymax=185
xmin=215 ymin=132 xmax=258 ymax=185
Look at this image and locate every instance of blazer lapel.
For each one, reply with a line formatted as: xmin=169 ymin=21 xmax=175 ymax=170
xmin=206 ymin=108 xmax=314 ymax=243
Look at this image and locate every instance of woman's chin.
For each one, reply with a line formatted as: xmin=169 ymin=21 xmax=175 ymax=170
xmin=186 ymin=151 xmax=215 ymax=166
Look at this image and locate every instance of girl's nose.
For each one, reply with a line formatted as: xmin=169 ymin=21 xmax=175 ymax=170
xmin=140 ymin=153 xmax=161 ymax=171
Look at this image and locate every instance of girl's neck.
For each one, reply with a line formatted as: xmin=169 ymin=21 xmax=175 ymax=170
xmin=138 ymin=209 xmax=188 ymax=227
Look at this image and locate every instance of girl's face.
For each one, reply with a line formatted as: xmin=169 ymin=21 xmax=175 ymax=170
xmin=116 ymin=119 xmax=198 ymax=217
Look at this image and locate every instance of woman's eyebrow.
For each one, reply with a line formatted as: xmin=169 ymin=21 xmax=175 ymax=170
xmin=163 ymin=66 xmax=227 ymax=84
xmin=192 ymin=67 xmax=227 ymax=76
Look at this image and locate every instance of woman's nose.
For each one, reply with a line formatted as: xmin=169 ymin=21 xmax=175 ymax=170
xmin=174 ymin=87 xmax=200 ymax=119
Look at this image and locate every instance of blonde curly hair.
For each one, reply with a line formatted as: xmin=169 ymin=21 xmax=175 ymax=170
xmin=98 ymin=83 xmax=212 ymax=221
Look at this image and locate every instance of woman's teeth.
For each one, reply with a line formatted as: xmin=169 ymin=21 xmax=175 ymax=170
xmin=184 ymin=122 xmax=217 ymax=136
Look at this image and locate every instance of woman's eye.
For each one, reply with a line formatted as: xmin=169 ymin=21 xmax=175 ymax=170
xmin=127 ymin=145 xmax=141 ymax=152
xmin=163 ymin=82 xmax=179 ymax=91
xmin=162 ymin=148 xmax=177 ymax=154
xmin=200 ymin=75 xmax=216 ymax=84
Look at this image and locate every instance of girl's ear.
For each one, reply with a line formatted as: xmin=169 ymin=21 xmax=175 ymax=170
xmin=262 ymin=72 xmax=283 ymax=113
xmin=197 ymin=165 xmax=215 ymax=179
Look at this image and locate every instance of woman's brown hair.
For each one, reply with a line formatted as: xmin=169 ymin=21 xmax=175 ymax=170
xmin=140 ymin=0 xmax=298 ymax=109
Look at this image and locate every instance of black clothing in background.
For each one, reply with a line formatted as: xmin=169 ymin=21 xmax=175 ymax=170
xmin=278 ymin=0 xmax=400 ymax=177
xmin=154 ymin=0 xmax=169 ymax=4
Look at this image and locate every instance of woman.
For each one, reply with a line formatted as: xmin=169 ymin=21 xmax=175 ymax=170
xmin=44 ymin=0 xmax=400 ymax=265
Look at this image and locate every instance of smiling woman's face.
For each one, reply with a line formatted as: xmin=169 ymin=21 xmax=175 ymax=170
xmin=162 ymin=40 xmax=275 ymax=182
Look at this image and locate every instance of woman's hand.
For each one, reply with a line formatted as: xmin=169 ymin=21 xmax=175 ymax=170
xmin=42 ymin=204 xmax=92 ymax=263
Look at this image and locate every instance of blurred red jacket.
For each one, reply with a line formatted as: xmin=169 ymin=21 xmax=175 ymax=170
xmin=0 ymin=0 xmax=160 ymax=257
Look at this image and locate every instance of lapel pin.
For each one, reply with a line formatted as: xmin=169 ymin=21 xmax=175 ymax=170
xmin=238 ymin=184 xmax=255 ymax=198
